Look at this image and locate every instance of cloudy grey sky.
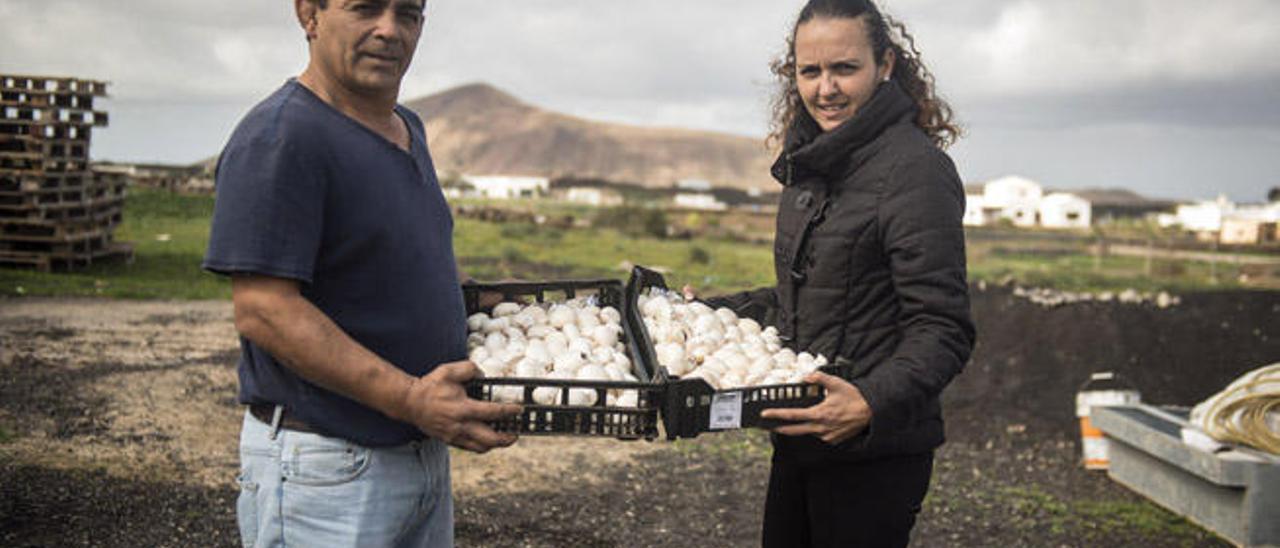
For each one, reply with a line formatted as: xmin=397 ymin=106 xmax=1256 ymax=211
xmin=3 ymin=0 xmax=1278 ymax=202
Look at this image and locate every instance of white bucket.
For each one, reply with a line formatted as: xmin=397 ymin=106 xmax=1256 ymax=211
xmin=1075 ymin=372 xmax=1141 ymax=470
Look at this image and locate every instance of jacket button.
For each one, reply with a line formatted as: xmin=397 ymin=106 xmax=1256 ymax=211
xmin=795 ymin=191 xmax=813 ymax=210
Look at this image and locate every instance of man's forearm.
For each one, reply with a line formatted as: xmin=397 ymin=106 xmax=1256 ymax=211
xmin=234 ymin=287 xmax=414 ymax=422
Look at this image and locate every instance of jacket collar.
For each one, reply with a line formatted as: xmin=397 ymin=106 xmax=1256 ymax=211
xmin=771 ymin=80 xmax=917 ymax=185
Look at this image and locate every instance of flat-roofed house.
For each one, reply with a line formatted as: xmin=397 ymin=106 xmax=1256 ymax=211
xmin=673 ymin=192 xmax=727 ymax=211
xmin=1038 ymin=192 xmax=1092 ymax=229
xmin=1220 ymin=202 xmax=1280 ymax=245
xmin=983 ymin=175 xmax=1043 ymax=227
xmin=462 ymin=175 xmax=549 ymax=199
xmin=564 ymin=186 xmax=624 ymax=207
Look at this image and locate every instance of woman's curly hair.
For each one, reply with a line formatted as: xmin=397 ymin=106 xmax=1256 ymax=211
xmin=768 ymin=0 xmax=961 ymax=149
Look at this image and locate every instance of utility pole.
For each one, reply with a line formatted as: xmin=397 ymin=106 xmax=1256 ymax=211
xmin=1093 ymin=227 xmax=1109 ymax=273
xmin=1210 ymin=234 xmax=1219 ymax=284
xmin=1145 ymin=236 xmax=1153 ymax=278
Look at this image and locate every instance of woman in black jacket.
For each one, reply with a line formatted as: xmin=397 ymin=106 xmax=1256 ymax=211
xmin=703 ymin=1 xmax=975 ymax=546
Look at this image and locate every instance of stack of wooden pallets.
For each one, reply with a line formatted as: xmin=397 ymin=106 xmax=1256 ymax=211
xmin=0 ymin=74 xmax=130 ymax=272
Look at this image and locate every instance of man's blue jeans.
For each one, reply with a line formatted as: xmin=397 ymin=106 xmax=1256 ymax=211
xmin=236 ymin=410 xmax=452 ymax=547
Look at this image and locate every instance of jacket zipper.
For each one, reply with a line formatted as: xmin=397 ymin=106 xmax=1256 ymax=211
xmin=785 ymin=154 xmax=799 ymax=347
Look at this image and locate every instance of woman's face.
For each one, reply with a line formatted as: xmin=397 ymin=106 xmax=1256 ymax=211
xmin=794 ymin=16 xmax=893 ymax=132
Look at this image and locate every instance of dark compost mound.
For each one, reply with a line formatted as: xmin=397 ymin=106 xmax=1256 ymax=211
xmin=945 ymin=287 xmax=1280 ymax=441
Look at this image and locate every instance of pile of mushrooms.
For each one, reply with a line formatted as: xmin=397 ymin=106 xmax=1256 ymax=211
xmin=466 ymin=298 xmax=641 ymax=407
xmin=638 ymin=288 xmax=827 ymax=390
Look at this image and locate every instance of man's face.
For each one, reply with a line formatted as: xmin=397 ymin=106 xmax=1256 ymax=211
xmin=308 ymin=0 xmax=425 ymax=95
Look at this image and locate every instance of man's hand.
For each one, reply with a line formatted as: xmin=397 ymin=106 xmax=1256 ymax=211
xmin=398 ymin=360 xmax=523 ymax=453
xmin=759 ymin=372 xmax=872 ymax=445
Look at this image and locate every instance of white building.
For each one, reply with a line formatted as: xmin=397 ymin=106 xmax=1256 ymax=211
xmin=673 ymin=192 xmax=727 ymax=211
xmin=462 ymin=175 xmax=549 ymax=200
xmin=1172 ymin=195 xmax=1232 ymax=232
xmin=963 ymin=193 xmax=1002 ymax=227
xmin=676 ymin=178 xmax=713 ymax=192
xmin=1221 ymin=218 xmax=1277 ymax=245
xmin=1038 ymin=193 xmax=1092 ymax=229
xmin=982 ymin=175 xmax=1043 ymax=227
xmin=1219 ymin=202 xmax=1280 ymax=244
xmin=564 ymin=186 xmax=623 ymax=207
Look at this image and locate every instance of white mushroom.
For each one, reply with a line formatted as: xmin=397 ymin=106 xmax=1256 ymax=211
xmin=577 ymin=309 xmax=601 ymax=330
xmin=492 ymin=385 xmax=524 ymax=404
xmin=686 ymin=301 xmax=713 ymax=317
xmin=467 ymin=313 xmax=489 ymax=332
xmin=603 ymin=364 xmax=626 ymax=381
xmin=611 ymin=352 xmax=632 ymax=372
xmin=714 ymin=307 xmax=738 ymax=327
xmin=552 ymin=352 xmax=585 ymax=376
xmin=599 ymin=306 xmax=622 ymax=325
xmin=526 ymin=325 xmax=554 ymax=339
xmin=514 ymin=358 xmax=545 ymax=379
xmin=484 ymin=332 xmax=507 ymax=353
xmin=635 ymin=289 xmax=832 ymax=389
xmin=747 ymin=356 xmax=773 ymax=380
xmin=693 ymin=313 xmax=721 ymax=336
xmin=590 ymin=324 xmax=619 ymax=347
xmin=548 ymin=304 xmax=575 ymax=328
xmin=562 ymin=323 xmax=581 ymax=340
xmin=492 ymin=302 xmax=521 ymax=318
xmin=577 ymin=364 xmax=610 ymax=382
xmin=479 ymin=357 xmax=508 ymax=377
xmin=532 ymin=385 xmax=562 ymax=406
xmin=796 ymin=352 xmax=817 ymax=373
xmin=567 ymin=337 xmax=593 ymax=358
xmin=482 ymin=317 xmax=510 ymax=334
xmin=612 ymin=390 xmax=639 ymax=408
xmin=773 ymin=348 xmax=797 ymax=369
xmin=511 ymin=309 xmax=539 ymax=329
xmin=589 ymin=346 xmax=615 ymax=367
xmin=568 ymin=387 xmax=597 ymax=406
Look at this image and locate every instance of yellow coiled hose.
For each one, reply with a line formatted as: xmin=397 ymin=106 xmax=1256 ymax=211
xmin=1190 ymin=363 xmax=1280 ymax=455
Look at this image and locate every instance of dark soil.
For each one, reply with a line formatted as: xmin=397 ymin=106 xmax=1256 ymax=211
xmin=2 ymin=288 xmax=1275 ymax=547
xmin=948 ymin=286 xmax=1280 ymax=441
xmin=0 ymin=462 xmax=239 ymax=548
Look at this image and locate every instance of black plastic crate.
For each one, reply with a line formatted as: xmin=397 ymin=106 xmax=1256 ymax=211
xmin=625 ymin=265 xmax=844 ymax=439
xmin=462 ymin=278 xmax=663 ymax=440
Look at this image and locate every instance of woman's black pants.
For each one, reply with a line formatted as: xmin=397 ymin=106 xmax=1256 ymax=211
xmin=762 ymin=452 xmax=934 ymax=548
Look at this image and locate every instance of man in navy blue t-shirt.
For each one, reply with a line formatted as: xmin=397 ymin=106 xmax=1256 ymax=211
xmin=203 ymin=1 xmax=520 ymax=545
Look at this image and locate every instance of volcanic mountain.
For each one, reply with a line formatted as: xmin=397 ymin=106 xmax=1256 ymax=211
xmin=404 ymin=83 xmax=778 ymax=191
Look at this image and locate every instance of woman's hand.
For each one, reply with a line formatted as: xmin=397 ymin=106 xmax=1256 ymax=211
xmin=760 ymin=372 xmax=872 ymax=445
xmin=681 ymin=284 xmax=697 ymax=301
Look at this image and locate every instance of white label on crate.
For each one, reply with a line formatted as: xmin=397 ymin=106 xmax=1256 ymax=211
xmin=709 ymin=391 xmax=743 ymax=430
xmin=1075 ymin=390 xmax=1141 ymax=418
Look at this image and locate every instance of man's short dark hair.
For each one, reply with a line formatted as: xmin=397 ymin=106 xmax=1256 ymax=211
xmin=308 ymin=0 xmax=427 ymax=12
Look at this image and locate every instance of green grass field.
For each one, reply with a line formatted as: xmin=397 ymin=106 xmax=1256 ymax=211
xmin=1 ymin=189 xmax=227 ymax=299
xmin=0 ymin=189 xmax=1265 ymax=300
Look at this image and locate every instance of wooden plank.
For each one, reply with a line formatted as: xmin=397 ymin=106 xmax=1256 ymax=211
xmin=0 ymin=213 xmax=121 ymax=239
xmin=0 ymin=195 xmax=123 ymax=221
xmin=0 ymin=251 xmax=52 ymax=272
xmin=0 ymin=173 xmax=96 ymax=192
xmin=0 ymin=74 xmax=108 ymax=97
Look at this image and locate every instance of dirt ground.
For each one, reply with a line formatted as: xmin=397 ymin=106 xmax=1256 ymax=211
xmin=2 ymin=288 xmax=1275 ymax=547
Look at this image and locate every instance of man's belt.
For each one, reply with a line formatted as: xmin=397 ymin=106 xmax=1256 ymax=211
xmin=249 ymin=403 xmax=322 ymax=435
